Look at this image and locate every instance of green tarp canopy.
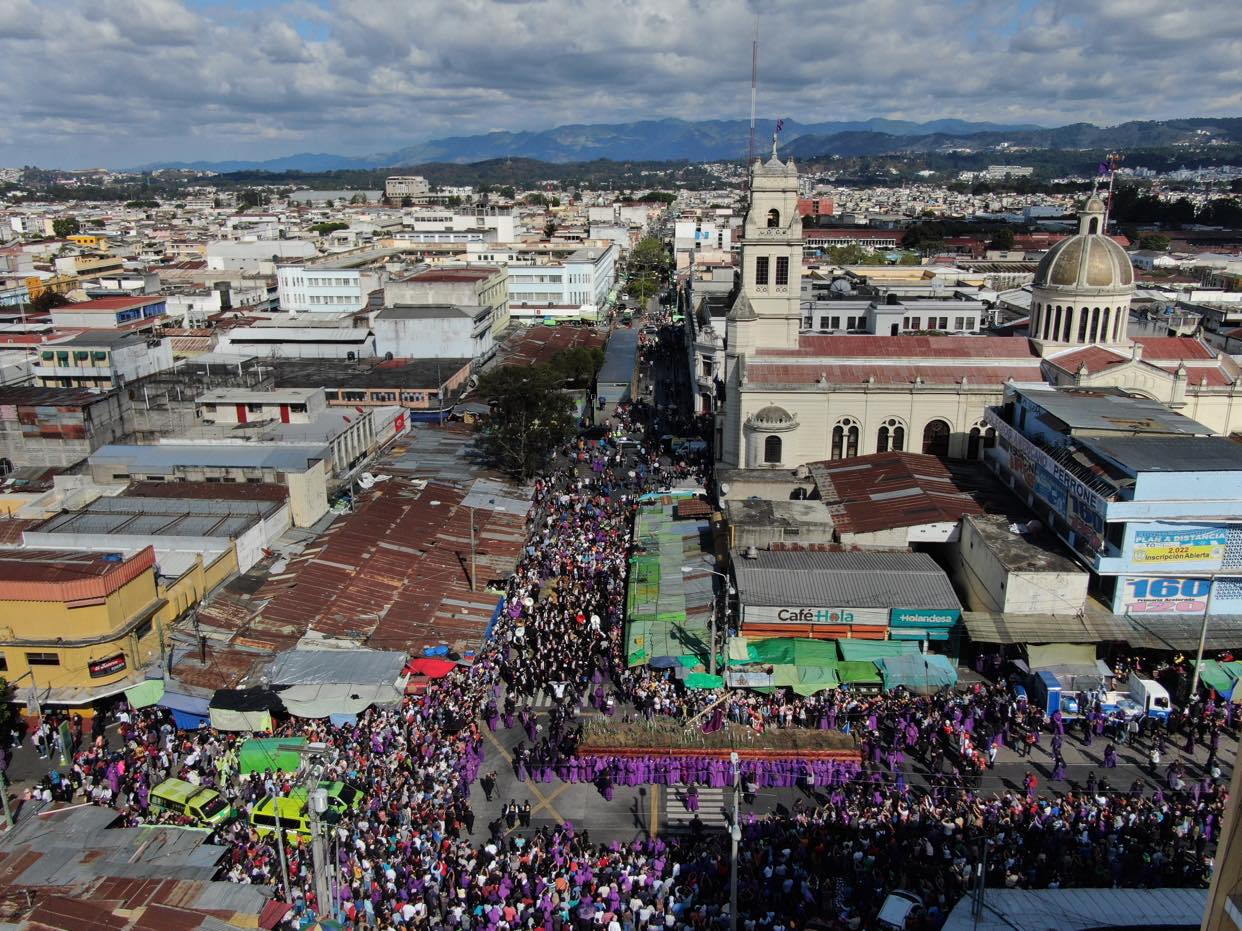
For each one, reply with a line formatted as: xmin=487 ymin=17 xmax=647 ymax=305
xmin=1197 ymin=660 xmax=1241 ymax=700
xmin=124 ymin=679 xmax=166 ymax=710
xmin=837 ymin=640 xmax=919 ymax=662
xmin=239 ymin=736 xmax=306 ymax=775
xmin=771 ymin=664 xmax=841 ymax=696
xmin=877 ymin=654 xmax=958 ymax=692
xmin=837 ymin=661 xmax=883 ymax=685
xmin=746 ymin=638 xmax=840 ymax=666
xmin=684 ymin=673 xmax=724 ymax=690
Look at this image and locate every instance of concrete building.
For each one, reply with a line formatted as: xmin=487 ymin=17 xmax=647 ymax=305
xmin=270 ymin=357 xmax=474 ymax=416
xmin=374 ymin=305 xmax=494 ymax=360
xmin=385 ymin=175 xmax=430 ymax=200
xmin=196 ymin=387 xmax=327 ymax=425
xmin=27 ymin=489 xmax=290 ymax=574
xmin=984 ymin=385 xmax=1242 ymax=618
xmin=49 ymin=295 xmax=167 ymax=332
xmin=0 ymin=548 xmax=170 ymax=705
xmin=88 ymin=444 xmax=330 ymax=527
xmin=33 ymin=331 xmax=174 ymax=389
xmin=674 ymin=219 xmax=733 ymax=256
xmin=206 ymin=239 xmax=317 ymax=274
xmin=947 ymin=513 xmax=1089 ymax=615
xmin=803 ymin=298 xmax=985 ymax=336
xmin=730 ymin=549 xmax=962 ymax=643
xmin=276 ymin=261 xmax=386 ymax=314
xmin=722 ymin=498 xmax=836 ymax=550
xmin=506 ymin=245 xmax=619 ymax=320
xmin=0 ymin=387 xmax=131 ymax=470
xmin=384 ymin=265 xmax=509 ymax=336
xmin=215 ymin=323 xmax=376 ymax=360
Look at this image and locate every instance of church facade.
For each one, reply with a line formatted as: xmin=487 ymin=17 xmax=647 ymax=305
xmin=717 ymin=156 xmax=1242 ymax=473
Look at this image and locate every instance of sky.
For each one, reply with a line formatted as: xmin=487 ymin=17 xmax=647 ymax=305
xmin=2 ymin=0 xmax=1239 ymax=169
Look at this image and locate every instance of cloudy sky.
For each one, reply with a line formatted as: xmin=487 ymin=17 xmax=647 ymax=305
xmin=2 ymin=0 xmax=1239 ymax=168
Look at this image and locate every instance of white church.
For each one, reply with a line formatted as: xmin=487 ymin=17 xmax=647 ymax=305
xmin=717 ymin=152 xmax=1242 ymax=472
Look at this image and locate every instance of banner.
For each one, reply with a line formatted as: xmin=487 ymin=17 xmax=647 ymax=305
xmin=1132 ymin=526 xmax=1226 ymax=569
xmin=88 ymin=653 xmax=127 ymax=678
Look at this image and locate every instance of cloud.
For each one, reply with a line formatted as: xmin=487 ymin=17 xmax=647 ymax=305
xmin=0 ymin=0 xmax=1237 ymax=167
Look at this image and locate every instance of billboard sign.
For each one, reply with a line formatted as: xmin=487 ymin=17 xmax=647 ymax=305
xmin=1132 ymin=526 xmax=1226 ymax=569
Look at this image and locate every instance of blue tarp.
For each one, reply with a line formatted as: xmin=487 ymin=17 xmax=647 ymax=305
xmin=329 ymin=713 xmax=358 ymax=727
xmin=159 ymin=689 xmax=212 ymax=730
xmin=422 ymin=644 xmax=450 ymax=656
xmin=484 ymin=598 xmax=505 ymax=641
xmin=877 ymin=654 xmax=959 ymax=693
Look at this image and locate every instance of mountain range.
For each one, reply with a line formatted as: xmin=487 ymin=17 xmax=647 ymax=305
xmin=134 ymin=117 xmax=1242 ymax=173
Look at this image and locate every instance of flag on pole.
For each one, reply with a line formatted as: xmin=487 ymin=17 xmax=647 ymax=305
xmin=1097 ymin=161 xmax=1111 ymax=176
xmin=775 ymin=119 xmax=784 ymax=134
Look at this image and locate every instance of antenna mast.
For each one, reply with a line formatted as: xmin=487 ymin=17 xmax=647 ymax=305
xmin=747 ymin=21 xmax=758 ymax=168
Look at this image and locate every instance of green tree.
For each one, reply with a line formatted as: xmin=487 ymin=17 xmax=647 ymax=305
xmin=548 ymin=346 xmax=605 ymax=388
xmin=52 ymin=217 xmax=80 ymax=237
xmin=1138 ymin=233 xmax=1171 ymax=251
xmin=499 ymin=186 xmax=515 ymax=200
xmin=543 ymin=220 xmax=559 ymax=238
xmin=28 ymin=290 xmax=70 ymax=314
xmin=237 ymin=189 xmax=268 ymax=209
xmin=349 ymin=193 xmax=365 ymax=204
xmin=524 ymin=193 xmax=548 ymax=207
xmin=310 ymin=221 xmax=349 ymax=236
xmin=988 ymin=227 xmax=1016 ymax=251
xmin=474 ymin=365 xmax=575 ymax=479
xmin=626 ymin=235 xmax=671 ymax=304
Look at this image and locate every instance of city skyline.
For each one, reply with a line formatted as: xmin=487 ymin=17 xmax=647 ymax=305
xmin=2 ymin=0 xmax=1239 ymax=168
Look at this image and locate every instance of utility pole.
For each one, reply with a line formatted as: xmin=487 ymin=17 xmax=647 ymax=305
xmin=468 ymin=506 xmax=476 ymax=592
xmin=0 ymin=772 xmax=13 ymax=828
xmin=1189 ymin=575 xmax=1220 ymax=697
xmin=308 ymin=786 xmax=331 ymax=920
xmin=273 ymin=803 xmax=292 ymax=902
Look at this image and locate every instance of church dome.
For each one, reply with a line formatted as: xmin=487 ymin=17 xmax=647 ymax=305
xmin=1032 ymin=196 xmax=1134 ymax=294
xmin=747 ymin=405 xmax=797 ymax=431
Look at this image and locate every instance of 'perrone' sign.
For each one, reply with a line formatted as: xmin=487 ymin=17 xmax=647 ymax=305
xmin=88 ymin=653 xmax=127 ymax=678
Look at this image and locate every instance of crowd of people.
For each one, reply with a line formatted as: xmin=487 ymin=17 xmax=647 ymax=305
xmin=14 ymin=320 xmax=1232 ymax=930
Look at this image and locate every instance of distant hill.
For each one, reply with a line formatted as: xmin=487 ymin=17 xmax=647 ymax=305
xmin=131 ymin=116 xmax=1242 ymax=173
xmin=132 ymin=117 xmax=1044 ymax=171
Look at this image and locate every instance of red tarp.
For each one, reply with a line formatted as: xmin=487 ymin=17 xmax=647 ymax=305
xmin=405 ymin=657 xmax=456 ymax=678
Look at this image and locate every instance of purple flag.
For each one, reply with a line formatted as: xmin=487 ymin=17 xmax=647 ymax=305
xmin=1098 ymin=161 xmax=1111 ymax=176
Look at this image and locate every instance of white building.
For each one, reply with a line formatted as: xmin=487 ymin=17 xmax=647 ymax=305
xmin=206 ymin=240 xmax=316 ymax=274
xmin=803 ymin=299 xmax=984 ymax=335
xmin=196 ymin=387 xmax=328 ymax=425
xmin=374 ymin=305 xmax=494 ymax=360
xmin=506 ymin=245 xmax=618 ymax=318
xmin=216 ymin=324 xmax=376 ymax=360
xmin=384 ymin=265 xmax=509 ymax=336
xmin=276 ymin=265 xmax=386 ymax=313
xmin=386 ymin=176 xmax=431 ymax=199
xmin=674 ymin=219 xmax=733 ymax=255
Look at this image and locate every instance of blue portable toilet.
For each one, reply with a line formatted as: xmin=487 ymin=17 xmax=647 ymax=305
xmin=1031 ymin=670 xmax=1062 ymax=715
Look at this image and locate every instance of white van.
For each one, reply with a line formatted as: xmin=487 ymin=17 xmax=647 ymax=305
xmin=1129 ymin=677 xmax=1172 ymax=721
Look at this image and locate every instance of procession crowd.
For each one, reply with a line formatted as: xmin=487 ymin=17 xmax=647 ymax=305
xmin=22 ymin=323 xmax=1233 ymax=930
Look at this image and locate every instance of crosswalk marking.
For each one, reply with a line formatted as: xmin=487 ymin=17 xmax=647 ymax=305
xmin=665 ymin=786 xmax=730 ymax=830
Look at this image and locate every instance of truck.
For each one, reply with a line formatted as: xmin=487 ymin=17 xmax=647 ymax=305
xmin=1129 ymin=677 xmax=1173 ymax=721
xmin=149 ymin=778 xmax=235 ymax=827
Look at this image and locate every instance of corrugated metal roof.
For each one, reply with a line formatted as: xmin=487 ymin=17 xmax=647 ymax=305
xmin=91 ymin=443 xmax=329 ymax=472
xmin=1079 ymin=435 xmax=1242 ymax=473
xmin=731 ymin=549 xmax=960 ymax=610
xmin=942 ymin=886 xmax=1207 ymax=931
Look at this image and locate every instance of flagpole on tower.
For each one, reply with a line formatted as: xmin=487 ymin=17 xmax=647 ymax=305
xmin=747 ymin=19 xmax=758 ymax=168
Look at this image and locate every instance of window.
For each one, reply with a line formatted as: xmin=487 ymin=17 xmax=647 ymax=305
xmin=954 ymin=317 xmax=964 ymax=331
xmin=876 ymin=418 xmax=906 ymax=453
xmin=910 ymin=317 xmax=921 ymax=330
xmin=830 ymin=316 xmax=840 ymax=330
xmin=763 ymin=435 xmax=782 ymax=464
xmin=775 ymin=256 xmax=789 ymax=286
xmin=922 ymin=419 xmax=951 ymax=457
xmin=766 ymin=208 xmax=780 ymax=228
xmin=938 ymin=317 xmax=948 ymax=330
xmin=0 ymin=654 xmax=6 ymax=673
xmin=755 ymin=256 xmax=769 ymax=285
xmin=26 ymin=652 xmax=60 ymax=666
xmin=831 ymin=417 xmax=860 ymax=460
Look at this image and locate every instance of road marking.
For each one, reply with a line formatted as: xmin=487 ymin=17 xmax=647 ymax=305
xmin=665 ymin=786 xmax=729 ymax=829
xmin=481 ymin=726 xmax=566 ymax=827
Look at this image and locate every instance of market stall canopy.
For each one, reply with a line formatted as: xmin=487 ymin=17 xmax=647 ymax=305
xmin=837 ymin=640 xmax=919 ymax=662
xmin=268 ymin=648 xmax=408 ymax=718
xmin=406 ymin=657 xmax=457 ymax=678
xmin=124 ymin=678 xmax=165 ymax=710
xmin=209 ymin=687 xmax=284 ymax=732
xmin=878 ymin=654 xmax=958 ymax=693
xmin=239 ymin=736 xmax=306 ymax=775
xmin=157 ymin=687 xmax=212 ymax=730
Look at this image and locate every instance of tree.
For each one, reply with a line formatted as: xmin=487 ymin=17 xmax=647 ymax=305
xmin=310 ymin=221 xmax=349 ymax=236
xmin=52 ymin=217 xmax=80 ymax=237
xmin=349 ymin=193 xmax=365 ymax=204
xmin=1138 ymin=234 xmax=1171 ymax=251
xmin=548 ymin=346 xmax=605 ymax=388
xmin=543 ymin=220 xmax=559 ymax=238
xmin=237 ymin=189 xmax=268 ymax=209
xmin=29 ymin=290 xmax=70 ymax=314
xmin=987 ymin=227 xmax=1015 ymax=251
xmin=499 ymin=186 xmax=515 ymax=200
xmin=474 ymin=365 xmax=575 ymax=480
xmin=626 ymin=235 xmax=671 ymax=304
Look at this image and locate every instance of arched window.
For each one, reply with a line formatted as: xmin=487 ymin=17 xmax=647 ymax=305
xmin=922 ymin=419 xmax=950 ymax=456
xmin=966 ymin=423 xmax=997 ymax=460
xmin=1090 ymin=306 xmax=1101 ymax=342
xmin=831 ymin=417 xmax=860 ymax=460
xmin=766 ymin=208 xmax=780 ymax=228
xmin=876 ymin=417 xmax=906 ymax=453
xmin=763 ymin=435 xmax=782 ymax=464
xmin=1076 ymin=307 xmax=1089 ymax=343
xmin=1089 ymin=217 xmax=1100 ymax=234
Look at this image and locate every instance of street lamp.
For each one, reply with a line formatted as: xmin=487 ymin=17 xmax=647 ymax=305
xmin=681 ymin=565 xmax=734 ymax=676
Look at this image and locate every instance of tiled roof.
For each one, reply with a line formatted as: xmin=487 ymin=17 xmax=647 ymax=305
xmin=765 ymin=335 xmax=1040 ymax=360
xmin=1045 ymin=346 xmax=1128 ymax=375
xmin=808 ymin=452 xmax=988 ymax=535
xmin=1132 ymin=336 xmax=1216 ymax=360
xmin=747 ymin=362 xmax=1045 ymax=386
xmin=249 ymin=478 xmax=528 ymax=654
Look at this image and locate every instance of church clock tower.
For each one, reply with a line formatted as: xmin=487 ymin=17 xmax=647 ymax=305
xmin=718 ymin=149 xmax=804 ymax=468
